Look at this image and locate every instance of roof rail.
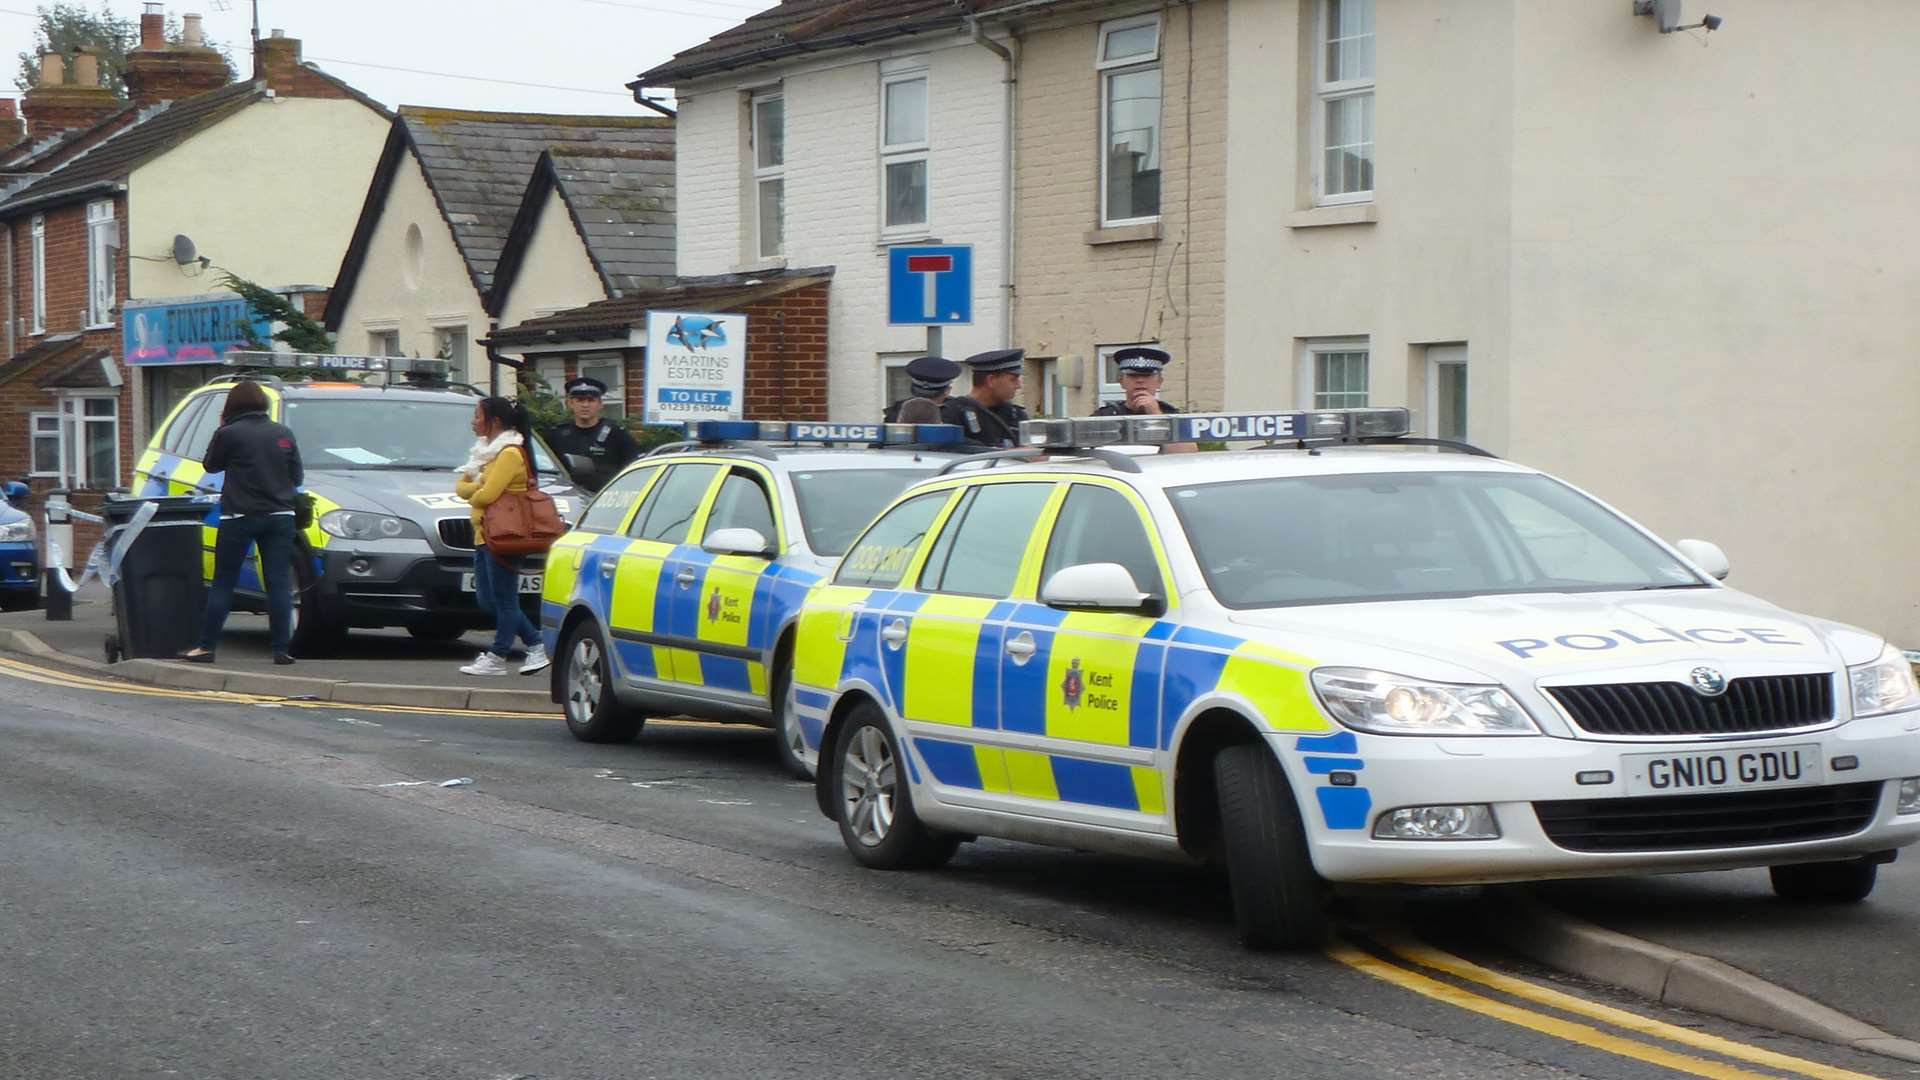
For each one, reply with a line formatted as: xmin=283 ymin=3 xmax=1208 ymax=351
xmin=642 ymin=440 xmax=779 ymax=462
xmin=204 ymin=372 xmax=284 ymax=388
xmin=1262 ymin=435 xmax=1500 ymax=459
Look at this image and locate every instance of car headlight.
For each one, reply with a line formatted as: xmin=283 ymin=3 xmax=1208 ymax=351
xmin=0 ymin=520 xmax=33 ymax=542
xmin=1311 ymin=668 xmax=1540 ymax=736
xmin=318 ymin=509 xmax=418 ymax=541
xmin=1848 ymin=644 xmax=1920 ymax=719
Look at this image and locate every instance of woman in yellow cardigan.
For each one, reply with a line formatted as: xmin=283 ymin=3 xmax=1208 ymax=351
xmin=454 ymin=397 xmax=550 ymax=677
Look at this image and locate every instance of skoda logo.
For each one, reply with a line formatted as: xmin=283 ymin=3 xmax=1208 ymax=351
xmin=1689 ymin=666 xmax=1728 ymax=697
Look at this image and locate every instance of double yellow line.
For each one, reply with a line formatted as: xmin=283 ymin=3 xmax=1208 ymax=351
xmin=1331 ymin=936 xmax=1880 ymax=1080
xmin=0 ymin=653 xmax=739 ymax=729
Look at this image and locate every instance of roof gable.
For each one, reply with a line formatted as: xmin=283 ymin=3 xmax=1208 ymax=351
xmin=486 ymin=141 xmax=676 ymax=316
xmin=491 ymin=267 xmax=833 ymax=346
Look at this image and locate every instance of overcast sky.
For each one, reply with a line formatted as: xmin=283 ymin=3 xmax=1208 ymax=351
xmin=3 ymin=0 xmax=776 ymax=113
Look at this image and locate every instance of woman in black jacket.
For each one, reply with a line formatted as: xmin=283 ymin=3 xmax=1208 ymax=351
xmin=179 ymin=380 xmax=304 ymax=665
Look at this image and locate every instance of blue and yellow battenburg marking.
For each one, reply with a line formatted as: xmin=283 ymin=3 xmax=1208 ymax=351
xmin=540 ymin=463 xmax=822 ymax=700
xmin=797 ymin=589 xmax=1372 ymax=831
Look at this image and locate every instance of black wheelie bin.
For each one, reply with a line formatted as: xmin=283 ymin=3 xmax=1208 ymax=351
xmin=102 ymin=494 xmax=213 ymax=662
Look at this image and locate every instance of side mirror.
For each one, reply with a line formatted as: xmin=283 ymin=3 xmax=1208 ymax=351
xmin=2 ymin=481 xmax=27 ymax=501
xmin=1675 ymin=538 xmax=1730 ymax=581
xmin=563 ymin=453 xmax=595 ymax=473
xmin=1040 ymin=562 xmax=1161 ymax=614
xmin=703 ymin=527 xmax=773 ymax=558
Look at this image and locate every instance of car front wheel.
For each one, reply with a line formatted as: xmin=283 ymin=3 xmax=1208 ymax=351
xmin=1214 ymin=742 xmax=1328 ymax=950
xmin=561 ymin=623 xmax=641 ymax=743
xmin=770 ymin=663 xmax=813 ymax=780
xmin=1770 ymin=860 xmax=1878 ymax=903
xmin=831 ymin=703 xmax=957 ymax=870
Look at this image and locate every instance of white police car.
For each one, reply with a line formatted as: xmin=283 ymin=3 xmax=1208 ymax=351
xmin=793 ymin=408 xmax=1920 ymax=948
xmin=539 ymin=420 xmax=968 ymax=777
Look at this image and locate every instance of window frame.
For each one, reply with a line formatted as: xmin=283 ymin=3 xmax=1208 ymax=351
xmin=85 ymin=199 xmax=116 ymax=328
xmin=29 ymin=215 xmax=45 ymax=335
xmin=834 ymin=488 xmax=953 ymax=590
xmin=577 ymin=353 xmax=625 ymax=420
xmin=700 ymin=467 xmax=782 ymax=551
xmin=879 ymin=68 xmax=930 ymax=234
xmin=29 ymin=411 xmax=61 ymax=477
xmin=1298 ymin=338 xmax=1370 ymax=410
xmin=1097 ymin=13 xmax=1164 ymax=228
xmin=55 ymin=392 xmax=121 ymax=490
xmin=751 ymin=91 xmax=785 ymax=259
xmin=433 ymin=323 xmax=469 ymax=371
xmin=1313 ymin=0 xmax=1376 ymax=206
xmin=369 ymin=330 xmax=401 ymax=357
xmin=627 ymin=462 xmax=723 ymax=544
xmin=1040 ymin=482 xmax=1167 ymax=600
xmin=917 ymin=481 xmax=1058 ymax=600
xmin=576 ymin=464 xmax=660 ymax=535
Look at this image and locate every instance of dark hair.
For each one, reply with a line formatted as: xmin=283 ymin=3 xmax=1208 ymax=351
xmin=222 ymin=379 xmax=271 ymax=423
xmin=477 ymin=396 xmax=534 ymax=448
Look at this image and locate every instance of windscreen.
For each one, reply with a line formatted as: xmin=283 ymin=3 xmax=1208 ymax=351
xmin=1168 ymin=471 xmax=1704 ymax=608
xmin=791 ymin=468 xmax=939 ymax=557
xmin=282 ymin=398 xmax=560 ymax=475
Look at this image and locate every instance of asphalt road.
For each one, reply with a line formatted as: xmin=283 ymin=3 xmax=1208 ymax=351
xmin=0 ymin=665 xmax=1907 ymax=1080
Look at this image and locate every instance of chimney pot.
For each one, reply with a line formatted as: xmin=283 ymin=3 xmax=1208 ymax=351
xmin=138 ymin=10 xmax=165 ymax=50
xmin=38 ymin=52 xmax=65 ymax=86
xmin=271 ymin=28 xmax=285 ymax=38
xmin=183 ymin=14 xmax=204 ymax=46
xmin=73 ymin=49 xmax=101 ymax=87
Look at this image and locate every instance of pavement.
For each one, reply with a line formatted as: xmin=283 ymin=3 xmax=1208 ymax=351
xmin=2 ymin=581 xmax=554 ymax=713
xmin=1529 ymin=863 xmax=1920 ymax=1043
xmin=1 ymin=663 xmax=1903 ymax=1080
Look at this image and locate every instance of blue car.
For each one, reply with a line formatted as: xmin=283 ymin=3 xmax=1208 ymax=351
xmin=0 ymin=481 xmax=41 ymax=612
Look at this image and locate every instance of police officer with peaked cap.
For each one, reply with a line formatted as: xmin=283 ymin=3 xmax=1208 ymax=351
xmin=883 ymin=355 xmax=963 ymax=424
xmin=545 ymin=375 xmax=641 ymax=492
xmin=1092 ymin=346 xmax=1196 ymax=452
xmin=941 ymin=348 xmax=1031 ymax=449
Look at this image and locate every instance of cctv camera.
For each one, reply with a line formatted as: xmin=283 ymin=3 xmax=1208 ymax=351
xmin=1702 ymin=13 xmax=1722 ymax=30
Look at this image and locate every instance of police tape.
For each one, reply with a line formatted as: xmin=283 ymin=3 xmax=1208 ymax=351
xmin=45 ymin=500 xmax=160 ymax=594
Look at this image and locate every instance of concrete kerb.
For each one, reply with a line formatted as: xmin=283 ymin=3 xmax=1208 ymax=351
xmin=1489 ymin=889 xmax=1920 ymax=1064
xmin=1 ymin=628 xmax=556 ymax=716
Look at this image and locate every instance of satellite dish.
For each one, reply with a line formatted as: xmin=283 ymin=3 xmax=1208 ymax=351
xmin=171 ymin=234 xmax=198 ymax=265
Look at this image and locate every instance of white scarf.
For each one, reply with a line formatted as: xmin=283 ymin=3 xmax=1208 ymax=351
xmin=456 ymin=430 xmax=524 ymax=482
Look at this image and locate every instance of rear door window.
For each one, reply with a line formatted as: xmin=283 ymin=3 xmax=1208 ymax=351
xmin=629 ymin=463 xmax=722 ymax=544
xmin=159 ymin=395 xmax=209 ymax=455
xmin=577 ymin=466 xmax=657 ymax=534
xmin=919 ymin=482 xmax=1056 ymax=598
xmin=837 ymin=490 xmax=951 ymax=589
xmin=181 ymin=396 xmax=227 ymax=463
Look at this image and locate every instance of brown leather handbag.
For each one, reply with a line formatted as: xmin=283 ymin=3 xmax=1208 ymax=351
xmin=481 ymin=448 xmax=565 ymax=556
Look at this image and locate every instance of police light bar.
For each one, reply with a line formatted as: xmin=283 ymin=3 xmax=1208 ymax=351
xmin=1019 ymin=408 xmax=1412 ymax=449
xmin=690 ymin=420 xmax=964 ymax=446
xmin=224 ymin=351 xmax=451 ymax=378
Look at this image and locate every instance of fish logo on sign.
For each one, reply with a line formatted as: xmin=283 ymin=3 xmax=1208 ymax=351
xmin=1060 ymin=658 xmax=1085 ymax=710
xmin=668 ymin=316 xmax=727 ymax=351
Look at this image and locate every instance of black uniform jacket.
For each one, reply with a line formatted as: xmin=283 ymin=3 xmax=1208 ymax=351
xmin=940 ymin=396 xmax=1029 ymax=449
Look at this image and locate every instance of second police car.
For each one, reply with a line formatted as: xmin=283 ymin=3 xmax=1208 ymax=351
xmin=136 ymin=353 xmax=579 ymax=653
xmin=539 ymin=420 xmax=969 ymax=777
xmin=793 ymin=408 xmax=1920 ymax=949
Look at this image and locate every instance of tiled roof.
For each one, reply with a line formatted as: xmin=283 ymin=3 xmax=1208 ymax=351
xmin=490 ymin=267 xmax=832 ymax=346
xmin=37 ymin=343 xmax=116 ymax=389
xmin=0 ymin=332 xmax=95 ymax=386
xmin=487 ymin=143 xmax=677 ymax=314
xmin=637 ymin=0 xmax=1064 ymax=85
xmin=398 ymin=107 xmax=676 ymax=295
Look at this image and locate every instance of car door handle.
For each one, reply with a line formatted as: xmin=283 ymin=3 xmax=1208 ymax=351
xmin=599 ymin=560 xmax=616 ymax=578
xmin=1005 ymin=631 xmax=1036 ymax=665
xmin=675 ymin=567 xmax=696 ymax=587
xmin=881 ymin=619 xmax=908 ymax=649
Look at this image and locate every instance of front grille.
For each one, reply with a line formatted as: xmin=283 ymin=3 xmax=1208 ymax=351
xmin=1535 ymin=782 xmax=1882 ymax=852
xmin=1548 ymin=673 xmax=1833 ymax=738
xmin=438 ymin=518 xmax=475 ymax=550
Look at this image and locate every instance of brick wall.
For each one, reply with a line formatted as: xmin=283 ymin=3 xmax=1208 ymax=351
xmin=1 ymin=193 xmax=136 ymax=557
xmin=1013 ymin=1 xmax=1229 ymax=413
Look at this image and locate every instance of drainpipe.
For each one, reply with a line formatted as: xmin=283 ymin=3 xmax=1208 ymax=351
xmin=3 ymin=223 xmax=13 ymax=361
xmin=969 ymin=17 xmax=1017 ymax=351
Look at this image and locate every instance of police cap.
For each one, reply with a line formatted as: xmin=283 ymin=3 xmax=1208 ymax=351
xmin=565 ymin=376 xmax=609 ymax=398
xmin=962 ymin=347 xmax=1025 ymax=374
xmin=905 ymin=355 xmax=962 ymax=395
xmin=1112 ymin=346 xmax=1172 ymax=374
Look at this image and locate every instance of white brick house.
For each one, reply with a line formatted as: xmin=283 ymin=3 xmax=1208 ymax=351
xmin=639 ymin=5 xmax=1018 ymax=420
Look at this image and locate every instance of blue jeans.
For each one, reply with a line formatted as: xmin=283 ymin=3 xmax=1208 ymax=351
xmin=201 ymin=513 xmax=297 ymax=654
xmin=473 ymin=544 xmax=538 ymax=657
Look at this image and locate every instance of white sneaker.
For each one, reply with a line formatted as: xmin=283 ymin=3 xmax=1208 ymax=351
xmin=518 ymin=643 xmax=550 ymax=676
xmin=460 ymin=651 xmax=508 ymax=677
